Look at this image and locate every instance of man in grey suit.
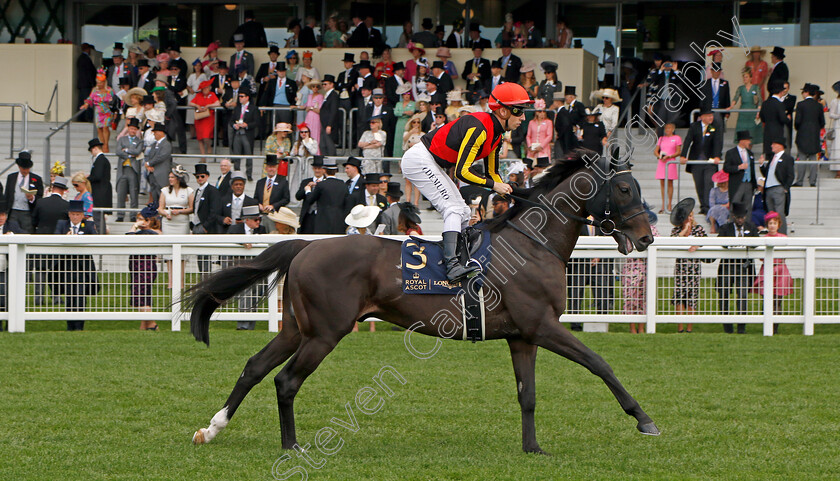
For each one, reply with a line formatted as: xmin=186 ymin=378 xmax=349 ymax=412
xmin=379 ymin=182 xmax=403 ymax=235
xmin=115 ymin=118 xmax=144 ymax=221
xmin=145 ymin=123 xmax=172 ymax=202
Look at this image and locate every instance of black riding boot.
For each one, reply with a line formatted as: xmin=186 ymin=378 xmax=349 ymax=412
xmin=443 ymin=231 xmax=480 ymax=282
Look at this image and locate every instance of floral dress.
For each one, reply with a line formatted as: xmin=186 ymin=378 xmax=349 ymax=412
xmin=264 ymin=135 xmax=291 ymax=156
xmin=85 ymin=88 xmax=114 ymax=128
xmin=622 ymin=225 xmax=659 ymax=314
xmin=671 ymin=224 xmax=707 ymax=309
xmin=75 ymin=191 xmax=94 ymax=219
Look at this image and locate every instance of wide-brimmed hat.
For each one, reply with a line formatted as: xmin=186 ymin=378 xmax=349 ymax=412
xmin=268 ymin=207 xmax=300 ymax=229
xmin=519 ymin=62 xmax=535 ymax=73
xmin=670 ymin=198 xmax=695 ymax=226
xmin=436 ymin=46 xmax=451 ymax=58
xmin=146 ymin=109 xmax=164 ymax=123
xmin=731 ymin=202 xmax=750 ymax=218
xmin=87 ymin=138 xmax=104 ymax=151
xmin=446 ymin=90 xmax=463 ymax=103
xmin=593 ymin=88 xmax=622 ymax=102
xmin=274 ymin=122 xmax=292 ymax=133
xmin=415 ymin=93 xmax=431 ymax=104
xmin=712 ymin=170 xmax=729 ymax=184
xmin=171 ymin=164 xmax=189 ymax=180
xmin=385 ymin=181 xmax=403 ymax=198
xmin=398 ymin=202 xmax=422 ymax=225
xmin=396 ymin=83 xmax=412 ymax=96
xmin=749 ymin=46 xmax=766 ymax=55
xmin=199 ymin=79 xmax=213 ymax=90
xmin=540 ymin=61 xmax=558 ymax=73
xmin=770 ymin=46 xmax=785 ymax=59
xmin=345 ymin=204 xmax=381 ymax=228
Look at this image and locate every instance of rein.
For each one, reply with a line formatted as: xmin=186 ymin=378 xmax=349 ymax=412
xmin=505 ymin=219 xmax=569 ymax=264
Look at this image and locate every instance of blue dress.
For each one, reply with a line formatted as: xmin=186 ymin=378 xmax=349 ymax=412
xmin=706 ymin=187 xmax=730 ymax=228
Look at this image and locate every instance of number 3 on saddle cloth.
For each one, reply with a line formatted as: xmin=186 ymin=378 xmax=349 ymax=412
xmin=400 ymin=227 xmax=492 ymax=342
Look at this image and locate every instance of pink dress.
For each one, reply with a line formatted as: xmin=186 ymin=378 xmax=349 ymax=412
xmin=525 ymin=118 xmax=553 ymax=160
xmin=753 ymin=232 xmax=794 ymax=297
xmin=304 ymin=93 xmax=323 ymax=144
xmin=655 ymin=135 xmax=681 ymax=180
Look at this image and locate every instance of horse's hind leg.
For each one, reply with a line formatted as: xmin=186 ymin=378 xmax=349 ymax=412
xmin=507 ymin=338 xmax=546 ymax=454
xmin=193 ymin=323 xmax=302 ymax=444
xmin=532 ymin=319 xmax=660 ymax=436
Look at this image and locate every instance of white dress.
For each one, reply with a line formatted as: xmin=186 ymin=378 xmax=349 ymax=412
xmin=829 ymin=98 xmax=840 ymax=169
xmin=360 ymin=130 xmax=386 ymax=174
xmin=595 ymin=104 xmax=620 ymax=134
xmin=186 ymin=73 xmax=207 ymax=125
xmin=161 ymin=186 xmax=194 ymax=235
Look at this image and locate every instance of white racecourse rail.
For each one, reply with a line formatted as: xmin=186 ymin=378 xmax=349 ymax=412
xmin=1 ymin=235 xmax=840 ymax=336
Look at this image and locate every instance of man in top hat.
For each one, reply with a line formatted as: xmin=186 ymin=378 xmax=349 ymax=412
xmin=54 ymin=200 xmax=99 ymax=331
xmin=462 ymin=46 xmax=491 ymax=105
xmin=384 ymin=62 xmax=407 ymax=107
xmin=467 ymin=23 xmax=491 ymax=49
xmin=379 ymin=181 xmax=404 ymax=235
xmin=225 ymin=202 xmax=267 ymax=330
xmin=497 ymin=39 xmax=522 ymax=83
xmin=303 ymin=158 xmax=348 ymax=234
xmin=425 ymin=76 xmax=447 ymax=107
xmin=190 ymin=163 xmax=221 ymax=236
xmin=33 ymin=175 xmax=69 ymax=235
xmin=793 ymin=83 xmax=826 ymax=187
xmin=759 ymin=80 xmax=791 ymax=159
xmin=230 ymin=33 xmax=256 ymax=77
xmin=446 ymin=18 xmax=465 ymax=48
xmin=353 ymin=59 xmax=377 ymax=99
xmin=115 ymin=118 xmax=144 ymax=220
xmin=232 ymin=10 xmax=267 ymax=48
xmin=256 ymin=45 xmax=282 ymax=100
xmin=136 ymin=59 xmax=153 ymax=91
xmin=431 ymin=60 xmax=454 ymax=96
xmin=723 ymin=130 xmax=758 ymax=207
xmin=87 ymin=138 xmax=113 ymax=226
xmin=343 ymin=156 xmax=363 ymax=195
xmin=145 ymin=123 xmax=172 ymax=201
xmin=489 ymin=60 xmax=505 ymax=93
xmin=167 ymin=43 xmax=189 ymax=82
xmin=217 ymin=171 xmax=256 ymax=233
xmin=259 ymin=61 xmax=297 ymax=126
xmin=700 ymin=62 xmax=731 ymax=128
xmin=336 ymin=52 xmax=359 ymax=106
xmin=681 ymin=108 xmax=723 ymax=215
xmin=319 ymin=74 xmax=340 ymax=156
xmin=211 ymin=61 xmax=231 ymax=97
xmin=107 ymin=47 xmax=135 ymax=91
xmin=346 ymin=172 xmax=387 ymax=217
xmin=362 ymin=88 xmax=396 ymax=158
xmin=254 ymin=154 xmax=291 ymax=222
xmin=759 ymin=137 xmax=795 ymax=234
xmin=227 ymin=203 xmax=266 ymax=235
xmin=411 ymin=18 xmax=438 ymax=49
xmin=230 ymin=88 xmax=261 ymax=180
xmin=295 ymin=156 xmax=327 ymax=234
xmin=716 ymin=202 xmax=758 ymax=334
xmin=4 ymin=151 xmax=44 ymax=233
xmin=554 ymin=86 xmax=587 ymax=155
xmin=767 ymin=46 xmax=788 ymax=87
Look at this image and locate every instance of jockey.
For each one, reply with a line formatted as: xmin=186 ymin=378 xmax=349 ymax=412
xmin=400 ymin=83 xmax=533 ymax=282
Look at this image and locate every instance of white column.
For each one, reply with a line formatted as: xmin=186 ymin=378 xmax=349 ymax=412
xmin=803 ymin=247 xmax=815 ymax=336
xmin=646 ymin=246 xmax=657 ymax=334
xmin=7 ymin=244 xmax=26 ymax=332
xmin=171 ymin=244 xmax=182 ymax=332
xmin=762 ymin=246 xmax=774 ymax=336
xmin=267 ymin=271 xmax=279 ymax=333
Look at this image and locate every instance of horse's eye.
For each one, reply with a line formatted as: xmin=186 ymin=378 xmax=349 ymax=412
xmin=619 ymin=186 xmax=630 ymax=194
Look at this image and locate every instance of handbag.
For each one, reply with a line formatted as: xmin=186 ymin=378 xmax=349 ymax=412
xmin=195 ymin=108 xmax=210 ymax=120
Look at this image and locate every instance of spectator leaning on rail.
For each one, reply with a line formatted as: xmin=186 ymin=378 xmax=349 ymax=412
xmin=54 ymin=200 xmax=99 ymax=332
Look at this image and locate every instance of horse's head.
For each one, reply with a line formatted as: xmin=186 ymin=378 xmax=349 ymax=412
xmin=584 ymin=156 xmax=654 ymax=255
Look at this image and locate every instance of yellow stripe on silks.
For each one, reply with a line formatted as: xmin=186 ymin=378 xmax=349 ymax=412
xmin=486 ymin=146 xmax=504 ymax=186
xmin=457 ymin=127 xmax=489 ymax=186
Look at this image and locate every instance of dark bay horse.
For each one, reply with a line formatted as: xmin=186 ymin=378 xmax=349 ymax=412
xmin=187 ymin=152 xmax=660 ymax=453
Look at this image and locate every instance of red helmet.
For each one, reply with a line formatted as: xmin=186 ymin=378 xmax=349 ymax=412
xmin=488 ymin=83 xmax=534 ymax=111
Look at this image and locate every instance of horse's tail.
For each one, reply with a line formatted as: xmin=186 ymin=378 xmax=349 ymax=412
xmin=184 ymin=239 xmax=311 ymax=346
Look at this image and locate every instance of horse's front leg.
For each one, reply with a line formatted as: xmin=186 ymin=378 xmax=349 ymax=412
xmin=530 ymin=318 xmax=660 ymax=436
xmin=507 ymin=338 xmax=546 ymax=454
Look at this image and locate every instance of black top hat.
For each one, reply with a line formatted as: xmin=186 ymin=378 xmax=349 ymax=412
xmin=343 ymin=53 xmax=355 ymax=63
xmin=136 ymin=59 xmax=150 ymax=68
xmin=435 ymin=25 xmax=445 ymax=34
xmin=434 ymin=106 xmax=447 ymax=116
xmin=169 ymin=63 xmax=181 ymax=70
xmin=88 ymin=138 xmax=104 ymax=151
xmin=768 ymin=79 xmax=785 ymax=95
xmin=362 ymin=173 xmax=381 ymax=184
xmin=731 ymin=202 xmax=750 ymax=218
xmin=431 ymin=60 xmax=445 ymax=70
xmin=698 ymin=106 xmax=714 ymax=115
xmin=564 ymin=86 xmax=576 ymax=96
xmin=15 ymin=151 xmax=33 ymax=168
xmin=142 ymin=94 xmax=155 ymax=105
xmin=152 ymin=123 xmax=166 ymax=132
xmin=541 ymin=61 xmax=558 ymax=73
xmin=393 ymin=61 xmax=405 ymax=72
xmin=398 ymin=202 xmax=422 ymax=225
xmin=217 ymin=61 xmax=229 ymax=70
xmin=356 ymin=60 xmax=372 ymax=70
xmin=235 ymin=64 xmax=248 ymax=74
xmin=343 ymin=157 xmax=362 ymax=169
xmin=735 ymin=130 xmax=752 ymax=142
xmin=264 ymin=154 xmax=279 ymax=166
xmin=194 ymin=163 xmax=210 ymax=176
xmin=127 ymin=118 xmax=140 ymax=129
xmin=771 ymin=46 xmax=785 ymax=59
xmin=500 ymin=39 xmax=513 ymax=48
xmin=770 ymin=137 xmax=786 ymax=146
xmin=272 ymin=61 xmax=285 ymax=72
xmin=51 ymin=176 xmax=69 ymax=190
xmin=469 ymin=24 xmax=481 ymax=32
xmin=491 ymin=60 xmax=502 ymax=69
xmin=119 ymin=76 xmax=132 ymax=85
xmin=535 ymin=157 xmax=550 ymax=168
xmin=268 ymin=45 xmax=280 ymax=55
xmin=426 ymin=76 xmax=440 ymax=86
xmin=114 ymin=42 xmax=124 ymax=50
xmin=422 ymin=18 xmax=434 ymax=29
xmin=386 ymin=181 xmax=403 ymax=199
xmin=244 ymin=9 xmax=255 ymax=18
xmin=322 ymin=74 xmax=336 ymax=83
xmin=523 ymin=157 xmax=534 ymax=169
xmin=311 ymin=155 xmax=325 ymax=167
xmin=69 ymin=200 xmax=85 ymax=213
xmin=670 ymin=198 xmax=695 ymax=226
xmin=379 ymin=172 xmax=393 ymax=178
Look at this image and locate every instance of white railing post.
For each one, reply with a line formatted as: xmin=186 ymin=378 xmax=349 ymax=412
xmin=171 ymin=244 xmax=183 ymax=332
xmin=267 ymin=272 xmax=279 ymax=333
xmin=645 ymin=246 xmax=657 ymax=334
xmin=7 ymin=243 xmax=26 ymax=332
xmin=763 ymin=245 xmax=774 ymax=336
xmin=803 ymin=247 xmax=816 ymax=336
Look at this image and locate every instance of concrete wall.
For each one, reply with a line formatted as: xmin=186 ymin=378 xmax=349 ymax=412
xmin=0 ymin=44 xmax=77 ymax=122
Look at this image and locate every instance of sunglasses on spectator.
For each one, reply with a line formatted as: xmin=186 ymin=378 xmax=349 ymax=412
xmin=238 ymin=94 xmax=248 ymax=98
xmin=300 ymin=130 xmax=310 ymax=134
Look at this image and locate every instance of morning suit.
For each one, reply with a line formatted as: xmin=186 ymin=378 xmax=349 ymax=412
xmin=115 ymin=134 xmax=144 ymax=217
xmin=306 ymin=177 xmax=347 ymax=234
xmin=681 ymin=120 xmax=723 ymax=213
xmin=319 ymin=88 xmax=339 ymax=155
xmin=461 ymin=57 xmax=491 ymax=104
xmin=717 ymin=220 xmax=759 ymax=333
xmin=4 ymin=171 xmax=43 ymax=233
xmin=793 ymin=96 xmax=826 ymax=186
xmin=253 ymin=175 xmax=291 ymax=212
xmin=217 ymin=192 xmax=256 ymax=233
xmin=759 ymin=95 xmax=790 ymax=157
xmin=760 ymin=150 xmax=795 ymax=234
xmin=723 ymin=145 xmax=757 ymax=207
xmin=54 ymin=219 xmax=99 ymax=331
xmin=295 ymin=176 xmax=324 ymax=234
xmin=229 ymin=102 xmax=261 ymax=177
xmin=145 ymin=137 xmax=172 ymax=201
xmin=229 ymin=50 xmax=256 ymax=77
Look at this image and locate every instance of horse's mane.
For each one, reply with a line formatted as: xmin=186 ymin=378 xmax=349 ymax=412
xmin=484 ymin=148 xmax=598 ymax=233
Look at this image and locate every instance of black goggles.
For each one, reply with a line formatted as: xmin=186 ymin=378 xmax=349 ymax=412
xmin=491 ymin=94 xmax=530 ymax=116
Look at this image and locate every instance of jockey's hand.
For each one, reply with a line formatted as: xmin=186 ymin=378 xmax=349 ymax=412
xmin=492 ymin=182 xmax=513 ymax=196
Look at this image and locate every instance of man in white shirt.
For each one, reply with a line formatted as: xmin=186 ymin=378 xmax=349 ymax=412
xmin=758 ymin=138 xmax=795 ymax=234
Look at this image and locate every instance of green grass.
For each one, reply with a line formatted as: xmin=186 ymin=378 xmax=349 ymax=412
xmin=1 ymin=326 xmax=839 ymax=480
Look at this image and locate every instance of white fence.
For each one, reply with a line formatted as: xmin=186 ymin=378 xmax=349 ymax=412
xmin=2 ymin=235 xmax=840 ymax=335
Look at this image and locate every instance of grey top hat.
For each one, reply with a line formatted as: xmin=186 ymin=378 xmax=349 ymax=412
xmin=230 ymin=171 xmax=247 ymax=182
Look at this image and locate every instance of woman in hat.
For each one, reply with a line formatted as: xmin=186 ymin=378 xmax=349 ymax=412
xmin=290 ymin=122 xmax=320 ymax=157
xmin=393 ymin=84 xmax=416 ymax=157
xmin=285 ymin=50 xmax=300 ymax=81
xmin=495 ymin=14 xmax=514 ymax=47
xmin=525 ymin=99 xmax=553 ymax=161
xmin=654 ymin=122 xmax=682 ymax=213
xmin=303 ymin=78 xmax=324 ymax=144
xmin=116 ymin=87 xmax=148 ymax=140
xmin=828 ymin=81 xmax=840 ymax=177
xmin=592 ymin=88 xmax=621 ymax=136
xmin=80 ymin=68 xmax=115 ymax=152
xmin=518 ymin=62 xmax=538 ymax=100
xmin=268 ymin=206 xmax=300 ymax=235
xmin=752 ymin=211 xmax=793 ymax=328
xmin=670 ymin=198 xmax=707 ymax=333
xmin=729 ymin=67 xmax=764 ymax=144
xmin=405 ymin=42 xmax=427 ymax=82
xmin=294 ymin=68 xmax=314 ymax=126
xmin=358 ymin=117 xmax=386 ymax=173
xmin=622 ymin=204 xmax=659 ymax=333
xmin=126 ymin=203 xmax=162 ymax=331
xmin=705 ymin=49 xmax=726 ymax=81
xmin=397 ymin=202 xmax=423 ymax=235
xmin=373 ymin=45 xmax=395 ymax=84
xmin=537 ymin=61 xmax=561 ymax=107
xmin=707 ymin=170 xmax=731 ymax=233
xmin=345 ymin=204 xmax=380 ymax=236
xmin=445 ymin=90 xmax=464 ymax=121
xmin=189 ymin=80 xmax=221 ymax=160
xmin=435 ymin=46 xmax=458 ymax=80
xmin=186 ymin=59 xmax=208 ymax=134
xmin=158 ymin=165 xmax=194 ymax=236
xmin=323 ymin=16 xmax=344 ymax=48
xmin=46 ymin=162 xmax=66 ymax=196
xmin=71 ymin=172 xmax=94 ymax=220
xmin=265 ymin=122 xmax=292 ymax=157
xmin=745 ymin=46 xmax=769 ymax=100
xmin=411 ymin=60 xmax=430 ymax=99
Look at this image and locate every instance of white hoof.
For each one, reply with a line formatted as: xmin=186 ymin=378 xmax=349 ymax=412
xmin=193 ymin=428 xmax=208 ymax=444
